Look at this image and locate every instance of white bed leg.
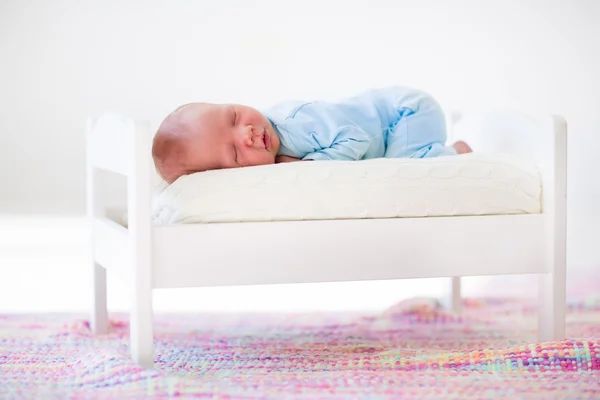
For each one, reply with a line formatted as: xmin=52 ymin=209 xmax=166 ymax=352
xmin=128 ymin=119 xmax=154 ymax=368
xmin=130 ymin=274 xmax=154 ymax=368
xmin=441 ymin=277 xmax=462 ymax=314
xmin=538 ymin=271 xmax=566 ymax=341
xmin=91 ymin=261 xmax=108 ymax=334
xmin=537 ymin=114 xmax=567 ymax=342
xmin=87 ymin=117 xmax=108 ymax=335
xmin=537 ymin=115 xmax=567 ymax=342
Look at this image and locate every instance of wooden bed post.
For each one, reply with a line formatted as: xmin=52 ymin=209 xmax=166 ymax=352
xmin=128 ymin=120 xmax=154 ymax=368
xmin=538 ymin=115 xmax=567 ymax=341
xmin=87 ymin=117 xmax=109 ymax=335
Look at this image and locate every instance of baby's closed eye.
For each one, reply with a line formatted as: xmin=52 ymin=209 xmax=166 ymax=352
xmin=231 ymin=107 xmax=237 ymax=126
xmin=233 ymin=145 xmax=238 ymax=164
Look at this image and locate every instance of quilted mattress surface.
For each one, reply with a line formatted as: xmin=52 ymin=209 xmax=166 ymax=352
xmin=150 ymin=153 xmax=541 ymax=225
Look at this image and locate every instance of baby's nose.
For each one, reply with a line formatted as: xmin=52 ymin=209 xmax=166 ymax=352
xmin=243 ymin=126 xmax=260 ymax=146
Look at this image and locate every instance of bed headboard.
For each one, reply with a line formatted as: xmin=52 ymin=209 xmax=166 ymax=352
xmin=447 ymin=110 xmax=560 ymax=161
xmin=87 ymin=113 xmax=154 ymax=227
xmin=447 ymin=109 xmax=567 ymax=217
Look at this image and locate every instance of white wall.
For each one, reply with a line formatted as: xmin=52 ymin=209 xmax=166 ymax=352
xmin=1 ymin=0 xmax=599 ymax=266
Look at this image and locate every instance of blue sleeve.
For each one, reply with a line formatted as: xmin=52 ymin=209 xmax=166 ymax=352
xmin=302 ymin=125 xmax=371 ymax=161
xmin=279 ymin=101 xmax=373 ymax=161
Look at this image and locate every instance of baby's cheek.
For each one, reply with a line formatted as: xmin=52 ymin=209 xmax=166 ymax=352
xmin=265 ymin=151 xmax=277 ymax=164
xmin=255 ymin=153 xmax=274 ymax=166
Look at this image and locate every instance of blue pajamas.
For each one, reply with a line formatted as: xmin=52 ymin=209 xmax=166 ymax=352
xmin=263 ymin=86 xmax=456 ymax=161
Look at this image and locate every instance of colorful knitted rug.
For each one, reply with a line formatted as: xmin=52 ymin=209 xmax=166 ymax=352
xmin=1 ymin=293 xmax=599 ymax=399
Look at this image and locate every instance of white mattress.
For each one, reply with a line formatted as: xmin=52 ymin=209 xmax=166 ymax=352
xmin=150 ymin=153 xmax=541 ymax=225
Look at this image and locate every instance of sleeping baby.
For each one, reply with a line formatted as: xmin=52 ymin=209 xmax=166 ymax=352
xmin=152 ymin=86 xmax=472 ymax=183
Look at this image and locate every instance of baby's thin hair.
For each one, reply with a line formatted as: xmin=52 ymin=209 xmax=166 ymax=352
xmin=152 ymin=103 xmax=207 ymax=183
xmin=152 ymin=113 xmax=189 ymax=183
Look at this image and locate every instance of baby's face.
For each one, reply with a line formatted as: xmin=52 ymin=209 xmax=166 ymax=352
xmin=177 ymin=103 xmax=280 ymax=173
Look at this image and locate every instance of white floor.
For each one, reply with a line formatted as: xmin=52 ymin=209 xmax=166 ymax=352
xmin=0 ymin=214 xmax=581 ymax=315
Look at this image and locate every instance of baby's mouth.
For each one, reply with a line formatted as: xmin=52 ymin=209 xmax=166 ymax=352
xmin=263 ymin=130 xmax=271 ymax=150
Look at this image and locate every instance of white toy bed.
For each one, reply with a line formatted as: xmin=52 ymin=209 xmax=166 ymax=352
xmin=87 ymin=110 xmax=567 ymax=368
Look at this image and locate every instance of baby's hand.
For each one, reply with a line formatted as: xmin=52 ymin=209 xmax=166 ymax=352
xmin=275 ymin=155 xmax=302 ymax=163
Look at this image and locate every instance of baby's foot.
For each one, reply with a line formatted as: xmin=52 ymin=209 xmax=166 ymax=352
xmin=452 ymin=140 xmax=473 ymax=154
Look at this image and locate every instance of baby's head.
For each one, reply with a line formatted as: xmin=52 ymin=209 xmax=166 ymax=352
xmin=152 ymin=102 xmax=280 ymax=183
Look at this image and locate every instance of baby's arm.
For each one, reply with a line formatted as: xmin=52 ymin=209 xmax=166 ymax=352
xmin=284 ymin=102 xmax=372 ymax=162
xmin=302 ymin=126 xmax=371 ymax=161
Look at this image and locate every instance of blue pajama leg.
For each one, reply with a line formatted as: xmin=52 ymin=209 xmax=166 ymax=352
xmin=384 ymin=91 xmax=456 ymax=159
